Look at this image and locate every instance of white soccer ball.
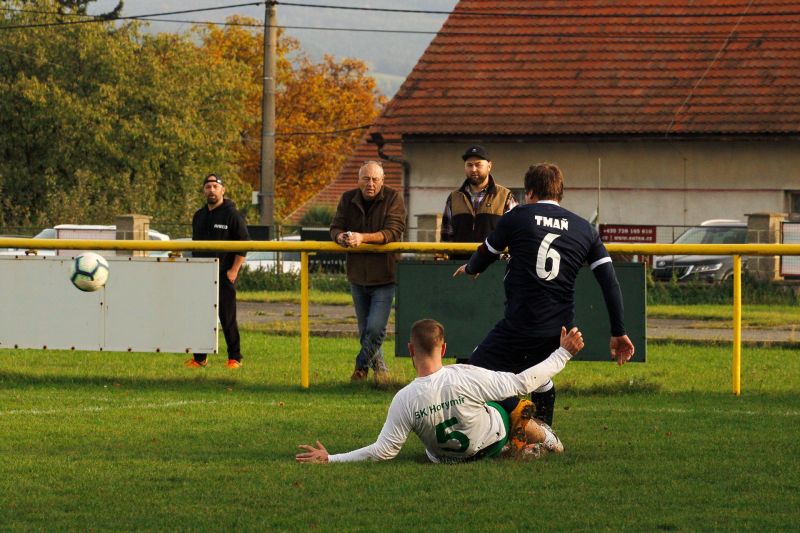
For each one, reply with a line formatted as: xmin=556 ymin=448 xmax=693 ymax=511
xmin=70 ymin=252 xmax=110 ymax=292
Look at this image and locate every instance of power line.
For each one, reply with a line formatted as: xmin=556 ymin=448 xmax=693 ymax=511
xmin=3 ymin=10 xmax=796 ymax=42
xmin=0 ymin=2 xmax=267 ymax=30
xmin=665 ymin=0 xmax=757 ymax=137
xmin=3 ymin=2 xmax=800 ymax=33
xmin=86 ymin=16 xmax=800 ymax=42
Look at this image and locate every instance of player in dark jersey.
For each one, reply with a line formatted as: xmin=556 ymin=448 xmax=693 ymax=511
xmin=454 ymin=163 xmax=634 ymax=426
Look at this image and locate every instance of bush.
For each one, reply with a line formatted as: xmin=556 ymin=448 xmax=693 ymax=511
xmin=237 ymin=266 xmax=349 ymax=292
xmin=647 ymin=273 xmax=800 ymax=305
xmin=300 ymin=205 xmax=335 ymax=227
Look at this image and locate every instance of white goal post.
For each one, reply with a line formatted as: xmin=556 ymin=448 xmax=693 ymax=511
xmin=0 ymin=256 xmax=218 ymax=354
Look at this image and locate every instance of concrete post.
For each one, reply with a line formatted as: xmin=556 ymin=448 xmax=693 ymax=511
xmin=416 ymin=214 xmax=442 ymax=242
xmin=745 ymin=212 xmax=786 ymax=280
xmin=116 ymin=214 xmax=152 ymax=257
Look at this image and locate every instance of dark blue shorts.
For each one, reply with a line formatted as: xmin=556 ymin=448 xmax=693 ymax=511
xmin=469 ymin=319 xmax=561 ymax=374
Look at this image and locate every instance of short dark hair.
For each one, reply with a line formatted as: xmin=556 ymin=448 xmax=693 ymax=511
xmin=410 ymin=319 xmax=445 ymax=354
xmin=524 ymin=163 xmax=564 ymax=201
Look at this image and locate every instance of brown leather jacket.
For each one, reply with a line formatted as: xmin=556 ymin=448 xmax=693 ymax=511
xmin=330 ymin=186 xmax=406 ymax=286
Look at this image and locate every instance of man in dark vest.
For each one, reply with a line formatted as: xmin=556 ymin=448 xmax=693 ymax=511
xmin=441 ymin=145 xmax=517 ymax=258
xmin=441 ymin=145 xmax=517 ymax=362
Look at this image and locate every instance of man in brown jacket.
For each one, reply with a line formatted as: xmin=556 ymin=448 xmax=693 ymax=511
xmin=331 ymin=160 xmax=406 ymax=382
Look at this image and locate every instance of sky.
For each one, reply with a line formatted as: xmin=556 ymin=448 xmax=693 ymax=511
xmin=89 ymin=0 xmax=458 ymax=96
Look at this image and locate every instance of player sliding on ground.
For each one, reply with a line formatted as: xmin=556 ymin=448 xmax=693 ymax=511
xmin=296 ymin=319 xmax=584 ymax=464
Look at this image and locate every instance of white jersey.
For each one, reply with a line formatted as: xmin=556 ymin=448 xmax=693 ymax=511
xmin=328 ymin=347 xmax=572 ymax=463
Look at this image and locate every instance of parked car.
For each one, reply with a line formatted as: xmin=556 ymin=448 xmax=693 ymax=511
xmin=0 ymin=225 xmax=170 ymax=256
xmin=245 ymin=235 xmax=301 ymax=273
xmin=651 ymin=220 xmax=748 ymax=282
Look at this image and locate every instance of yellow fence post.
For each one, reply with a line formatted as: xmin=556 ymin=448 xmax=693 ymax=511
xmin=732 ymin=254 xmax=742 ymax=396
xmin=300 ymin=252 xmax=309 ymax=389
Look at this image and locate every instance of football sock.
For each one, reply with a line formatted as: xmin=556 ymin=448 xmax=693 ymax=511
xmin=531 ymin=381 xmax=556 ymax=426
xmin=499 ymin=397 xmax=521 ymax=415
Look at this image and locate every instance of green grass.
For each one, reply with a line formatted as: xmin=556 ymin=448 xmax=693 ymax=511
xmin=239 ymin=289 xmax=351 ymax=305
xmin=649 ymin=304 xmax=800 ymax=328
xmin=1 ymin=335 xmax=799 ymax=531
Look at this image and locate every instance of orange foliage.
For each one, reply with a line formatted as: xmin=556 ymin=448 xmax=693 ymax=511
xmin=198 ymin=17 xmax=385 ymax=221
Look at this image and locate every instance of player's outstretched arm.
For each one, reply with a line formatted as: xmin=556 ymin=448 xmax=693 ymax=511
xmin=610 ymin=335 xmax=635 ymax=365
xmin=560 ymin=326 xmax=585 ymax=356
xmin=296 ymin=440 xmax=329 ymax=463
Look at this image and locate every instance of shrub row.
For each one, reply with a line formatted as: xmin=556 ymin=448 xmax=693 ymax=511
xmin=647 ymin=275 xmax=800 ymax=305
xmin=237 ymin=266 xmax=349 ymax=292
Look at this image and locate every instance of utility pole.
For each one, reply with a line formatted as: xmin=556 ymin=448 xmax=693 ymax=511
xmin=259 ymin=1 xmax=277 ymax=231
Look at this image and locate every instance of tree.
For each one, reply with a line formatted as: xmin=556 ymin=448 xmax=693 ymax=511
xmin=198 ymin=18 xmax=385 ymax=221
xmin=0 ymin=0 xmax=250 ymax=227
xmin=19 ymin=0 xmax=124 ymax=19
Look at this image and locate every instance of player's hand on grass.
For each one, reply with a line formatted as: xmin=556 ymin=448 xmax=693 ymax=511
xmin=296 ymin=440 xmax=329 ymax=463
xmin=610 ymin=335 xmax=635 ymax=365
xmin=560 ymin=326 xmax=584 ymax=356
xmin=452 ymin=264 xmax=479 ymax=279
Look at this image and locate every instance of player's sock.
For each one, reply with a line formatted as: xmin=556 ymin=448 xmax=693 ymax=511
xmin=531 ymin=381 xmax=556 ymax=426
xmin=499 ymin=397 xmax=520 ymax=414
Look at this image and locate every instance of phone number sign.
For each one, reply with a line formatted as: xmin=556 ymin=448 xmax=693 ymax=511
xmin=600 ymin=224 xmax=656 ymax=243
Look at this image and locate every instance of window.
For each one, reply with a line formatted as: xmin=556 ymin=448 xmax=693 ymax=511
xmin=787 ymin=191 xmax=800 ymax=215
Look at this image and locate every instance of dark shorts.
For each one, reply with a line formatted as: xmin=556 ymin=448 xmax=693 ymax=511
xmin=469 ymin=319 xmax=561 ymax=374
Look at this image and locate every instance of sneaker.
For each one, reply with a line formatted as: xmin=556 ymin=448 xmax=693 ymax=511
xmin=508 ymin=399 xmax=535 ymax=450
xmin=350 ymin=369 xmax=368 ymax=381
xmin=184 ymin=359 xmax=208 ymax=368
xmin=226 ymin=359 xmax=242 ymax=369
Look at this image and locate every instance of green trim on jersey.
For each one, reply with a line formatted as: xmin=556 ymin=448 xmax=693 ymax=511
xmin=483 ymin=401 xmax=510 ymax=458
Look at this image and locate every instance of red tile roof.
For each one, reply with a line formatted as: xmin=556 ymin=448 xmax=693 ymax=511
xmin=376 ymin=0 xmax=800 ymax=136
xmin=286 ymin=133 xmax=404 ymax=224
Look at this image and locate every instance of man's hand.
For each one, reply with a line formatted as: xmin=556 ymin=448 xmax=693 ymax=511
xmin=350 ymin=232 xmax=364 ymax=247
xmin=226 ymin=268 xmax=238 ymax=284
xmin=296 ymin=440 xmax=329 ymax=463
xmin=338 ymin=231 xmax=364 ymax=248
xmin=452 ymin=264 xmax=479 ymax=279
xmin=560 ymin=326 xmax=584 ymax=356
xmin=610 ymin=335 xmax=635 ymax=365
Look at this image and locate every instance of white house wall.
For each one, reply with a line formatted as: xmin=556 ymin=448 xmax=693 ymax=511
xmin=403 ymin=139 xmax=798 ymax=241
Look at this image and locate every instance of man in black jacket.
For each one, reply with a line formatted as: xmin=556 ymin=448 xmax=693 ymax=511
xmin=186 ymin=174 xmax=250 ymax=369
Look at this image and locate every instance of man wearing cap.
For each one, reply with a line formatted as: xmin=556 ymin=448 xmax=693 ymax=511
xmin=440 ymin=145 xmax=517 ymax=260
xmin=186 ymin=173 xmax=250 ymax=369
xmin=441 ymin=146 xmax=517 ymax=363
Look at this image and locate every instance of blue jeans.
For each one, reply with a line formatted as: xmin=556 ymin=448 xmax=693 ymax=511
xmin=350 ymin=283 xmax=395 ymax=372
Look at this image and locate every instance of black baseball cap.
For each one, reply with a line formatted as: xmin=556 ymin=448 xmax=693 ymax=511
xmin=462 ymin=145 xmax=490 ymax=161
xmin=203 ymin=174 xmax=223 ymax=186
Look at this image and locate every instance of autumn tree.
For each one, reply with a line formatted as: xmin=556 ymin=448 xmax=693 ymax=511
xmin=198 ymin=17 xmax=385 ymax=221
xmin=0 ymin=0 xmax=250 ymax=227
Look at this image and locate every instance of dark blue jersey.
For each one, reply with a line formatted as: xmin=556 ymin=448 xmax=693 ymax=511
xmin=476 ymin=201 xmax=613 ymax=336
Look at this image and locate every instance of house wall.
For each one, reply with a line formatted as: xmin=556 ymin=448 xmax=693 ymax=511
xmin=403 ymin=139 xmax=799 ymax=241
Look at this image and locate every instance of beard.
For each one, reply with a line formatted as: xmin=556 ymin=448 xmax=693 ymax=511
xmin=467 ymin=174 xmax=488 ymax=187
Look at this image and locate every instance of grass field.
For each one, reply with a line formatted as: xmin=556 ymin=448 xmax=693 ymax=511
xmin=1 ymin=333 xmax=798 ymax=531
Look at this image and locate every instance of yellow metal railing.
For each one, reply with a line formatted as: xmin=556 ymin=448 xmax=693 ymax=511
xmin=3 ymin=237 xmax=799 ymax=394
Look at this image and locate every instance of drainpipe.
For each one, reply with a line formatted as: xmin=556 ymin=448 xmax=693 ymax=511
xmin=369 ymin=132 xmax=411 ymax=240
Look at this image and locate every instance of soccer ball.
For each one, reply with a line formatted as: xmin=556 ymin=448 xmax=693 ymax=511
xmin=70 ymin=252 xmax=110 ymax=292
